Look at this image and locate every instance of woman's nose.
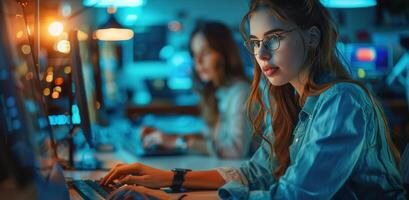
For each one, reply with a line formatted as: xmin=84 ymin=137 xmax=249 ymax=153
xmin=195 ymin=56 xmax=203 ymax=65
xmin=257 ymin=45 xmax=272 ymax=61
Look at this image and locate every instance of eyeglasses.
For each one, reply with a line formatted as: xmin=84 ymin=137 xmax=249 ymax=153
xmin=244 ymin=28 xmax=296 ymax=55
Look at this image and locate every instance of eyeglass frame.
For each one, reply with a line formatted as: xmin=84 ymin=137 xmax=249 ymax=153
xmin=243 ymin=28 xmax=297 ymax=55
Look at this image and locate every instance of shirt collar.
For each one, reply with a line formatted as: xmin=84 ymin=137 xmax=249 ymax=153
xmin=301 ymin=95 xmax=319 ymax=116
xmin=300 ymin=71 xmax=334 ymax=116
xmin=215 ymin=78 xmax=238 ymax=100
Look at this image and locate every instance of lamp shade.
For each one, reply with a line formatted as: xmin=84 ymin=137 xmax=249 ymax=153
xmin=320 ymin=0 xmax=377 ymax=8
xmin=95 ymin=15 xmax=134 ymax=41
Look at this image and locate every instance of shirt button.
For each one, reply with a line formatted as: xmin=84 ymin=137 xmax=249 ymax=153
xmin=295 ymin=138 xmax=299 ymax=143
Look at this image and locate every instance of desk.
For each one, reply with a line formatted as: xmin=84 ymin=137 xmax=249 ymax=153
xmin=126 ymin=104 xmax=200 ymax=122
xmin=65 ymin=149 xmax=247 ymax=199
xmin=74 ymin=148 xmax=246 ymax=170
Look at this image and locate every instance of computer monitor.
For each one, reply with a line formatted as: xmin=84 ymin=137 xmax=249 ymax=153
xmin=0 ymin=0 xmax=57 ymax=174
xmin=69 ymin=30 xmax=94 ymax=147
xmin=134 ymin=25 xmax=167 ymax=61
xmin=0 ymin=0 xmax=68 ymax=198
xmin=345 ymin=44 xmax=392 ymax=79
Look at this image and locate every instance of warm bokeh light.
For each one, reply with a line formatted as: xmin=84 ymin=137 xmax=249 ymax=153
xmin=27 ymin=26 xmax=31 ymax=35
xmin=95 ymin=28 xmax=134 ymax=41
xmin=356 ymin=48 xmax=376 ymax=62
xmin=78 ymin=30 xmax=89 ymax=41
xmin=16 ymin=31 xmax=24 ymax=39
xmin=107 ymin=7 xmax=117 ymax=14
xmin=46 ymin=72 xmax=53 ymax=83
xmin=43 ymin=88 xmax=51 ymax=96
xmin=51 ymin=91 xmax=60 ymax=99
xmin=53 ymin=86 xmax=62 ymax=93
xmin=21 ymin=44 xmax=31 ymax=55
xmin=64 ymin=66 xmax=72 ymax=74
xmin=56 ymin=40 xmax=70 ymax=53
xmin=55 ymin=77 xmax=64 ymax=85
xmin=96 ymin=101 xmax=101 ymax=110
xmin=48 ymin=21 xmax=64 ymax=37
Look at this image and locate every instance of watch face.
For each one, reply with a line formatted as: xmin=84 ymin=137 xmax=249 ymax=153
xmin=172 ymin=168 xmax=192 ymax=172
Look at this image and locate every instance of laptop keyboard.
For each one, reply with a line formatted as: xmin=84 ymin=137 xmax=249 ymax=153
xmin=72 ymin=180 xmax=115 ymax=200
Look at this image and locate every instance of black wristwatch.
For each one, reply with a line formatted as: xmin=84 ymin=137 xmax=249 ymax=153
xmin=170 ymin=168 xmax=192 ymax=192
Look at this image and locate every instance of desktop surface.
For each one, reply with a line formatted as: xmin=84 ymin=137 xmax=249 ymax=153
xmin=72 ymin=148 xmax=246 ymax=171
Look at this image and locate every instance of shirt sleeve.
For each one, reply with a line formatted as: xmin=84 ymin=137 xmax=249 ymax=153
xmin=218 ymin=91 xmax=368 ymax=200
xmin=217 ymin=127 xmax=278 ymax=197
xmin=213 ymin=84 xmax=252 ymax=158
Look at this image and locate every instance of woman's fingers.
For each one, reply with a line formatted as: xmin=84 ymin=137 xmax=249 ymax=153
xmin=119 ymin=175 xmax=149 ymax=187
xmin=101 ymin=163 xmax=133 ymax=186
xmin=101 ymin=163 xmax=125 ymax=185
xmin=104 ymin=168 xmax=127 ymax=186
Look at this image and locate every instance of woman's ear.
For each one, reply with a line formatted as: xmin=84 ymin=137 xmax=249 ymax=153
xmin=307 ymin=26 xmax=321 ymax=48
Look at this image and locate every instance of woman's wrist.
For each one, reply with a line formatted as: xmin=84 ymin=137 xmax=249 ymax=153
xmin=164 ymin=170 xmax=174 ymax=187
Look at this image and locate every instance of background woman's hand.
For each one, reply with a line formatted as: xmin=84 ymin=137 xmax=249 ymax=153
xmin=100 ymin=163 xmax=173 ymax=189
xmin=140 ymin=127 xmax=177 ymax=149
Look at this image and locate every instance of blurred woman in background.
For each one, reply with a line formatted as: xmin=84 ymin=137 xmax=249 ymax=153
xmin=141 ymin=21 xmax=254 ymax=159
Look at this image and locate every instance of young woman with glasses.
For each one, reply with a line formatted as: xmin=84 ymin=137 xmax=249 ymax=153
xmin=101 ymin=0 xmax=406 ymax=199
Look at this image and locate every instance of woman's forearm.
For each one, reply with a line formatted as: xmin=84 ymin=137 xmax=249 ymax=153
xmin=182 ymin=170 xmax=226 ymax=190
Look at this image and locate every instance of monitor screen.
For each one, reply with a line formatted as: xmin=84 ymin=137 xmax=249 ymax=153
xmin=69 ymin=30 xmax=95 ymax=147
xmin=345 ymin=44 xmax=392 ymax=79
xmin=134 ymin=25 xmax=167 ymax=61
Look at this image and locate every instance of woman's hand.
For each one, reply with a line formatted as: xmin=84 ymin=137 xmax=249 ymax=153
xmin=100 ymin=163 xmax=173 ymax=189
xmin=108 ymin=185 xmax=175 ymax=200
xmin=140 ymin=127 xmax=177 ymax=149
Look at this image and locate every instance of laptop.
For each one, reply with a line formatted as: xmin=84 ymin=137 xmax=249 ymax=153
xmin=127 ymin=139 xmax=188 ymax=157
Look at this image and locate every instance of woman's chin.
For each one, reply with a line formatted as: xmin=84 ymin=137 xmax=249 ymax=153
xmin=267 ymin=77 xmax=288 ymax=86
xmin=199 ymin=75 xmax=212 ymax=82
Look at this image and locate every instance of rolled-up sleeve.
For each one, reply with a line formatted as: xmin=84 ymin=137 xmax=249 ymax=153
xmin=218 ymin=130 xmax=278 ymax=198
xmin=218 ymin=91 xmax=368 ymax=199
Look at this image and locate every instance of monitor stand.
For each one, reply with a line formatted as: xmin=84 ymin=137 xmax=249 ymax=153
xmin=58 ymin=72 xmax=102 ymax=170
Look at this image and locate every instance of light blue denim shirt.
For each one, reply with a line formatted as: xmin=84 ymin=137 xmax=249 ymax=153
xmin=204 ymin=78 xmax=252 ymax=158
xmin=217 ymin=82 xmax=406 ymax=199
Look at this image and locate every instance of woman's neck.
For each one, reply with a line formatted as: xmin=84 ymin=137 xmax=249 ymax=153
xmin=290 ymin=69 xmax=310 ymax=96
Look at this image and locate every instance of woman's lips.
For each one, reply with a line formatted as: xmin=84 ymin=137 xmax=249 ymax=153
xmin=262 ymin=65 xmax=279 ymax=76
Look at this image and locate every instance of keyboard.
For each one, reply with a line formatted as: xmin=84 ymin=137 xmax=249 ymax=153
xmin=71 ymin=180 xmax=115 ymax=200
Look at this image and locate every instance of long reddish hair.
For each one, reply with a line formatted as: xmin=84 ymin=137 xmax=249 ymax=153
xmin=241 ymin=0 xmax=400 ymax=179
xmin=189 ymin=21 xmax=248 ymax=128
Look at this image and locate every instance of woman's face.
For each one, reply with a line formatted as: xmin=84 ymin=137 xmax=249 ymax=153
xmin=191 ymin=33 xmax=222 ymax=84
xmin=249 ymin=7 xmax=307 ymax=90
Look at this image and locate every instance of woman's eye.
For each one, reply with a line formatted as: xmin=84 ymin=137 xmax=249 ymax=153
xmin=252 ymin=41 xmax=260 ymax=47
